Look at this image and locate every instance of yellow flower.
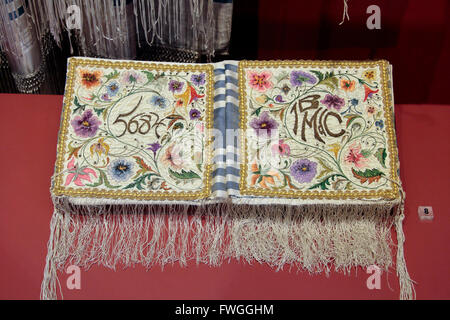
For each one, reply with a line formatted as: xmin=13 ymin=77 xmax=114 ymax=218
xmin=255 ymin=94 xmax=269 ymax=105
xmin=90 ymin=138 xmax=109 ymax=157
xmin=363 ymin=69 xmax=377 ymax=83
xmin=328 ymin=142 xmax=341 ymax=158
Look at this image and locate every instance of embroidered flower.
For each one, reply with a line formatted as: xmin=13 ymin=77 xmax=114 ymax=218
xmin=345 ymin=143 xmax=368 ymax=168
xmin=281 ymin=84 xmax=291 ymax=95
xmin=363 ymin=85 xmax=379 ymax=102
xmin=363 ymin=69 xmax=377 ymax=83
xmin=367 ymin=105 xmax=376 ymax=115
xmin=274 ymin=95 xmax=285 ymax=103
xmin=121 ymin=70 xmax=144 ymax=84
xmin=71 ymin=110 xmax=102 ymax=138
xmin=350 ymin=98 xmax=359 ymax=106
xmin=162 ymin=144 xmax=184 ymax=169
xmin=340 ymin=79 xmax=356 ymax=92
xmin=271 ymin=140 xmax=290 ymax=157
xmin=290 ymin=159 xmax=317 ymax=183
xmin=247 ymin=71 xmax=273 ymax=92
xmin=90 ymin=138 xmax=109 ymax=157
xmin=168 ymin=80 xmax=184 ymax=93
xmin=106 ymin=81 xmax=120 ymax=97
xmin=250 ymin=162 xmax=281 ymax=189
xmin=147 ymin=142 xmax=161 ymax=156
xmin=375 ymin=120 xmax=384 ymax=129
xmin=101 ymin=93 xmax=111 ymax=101
xmin=64 ymin=157 xmax=97 ymax=187
xmin=108 ymin=158 xmax=134 ymax=182
xmin=189 ymin=108 xmax=201 ymax=120
xmin=290 ymin=71 xmax=317 ymax=86
xmin=150 ymin=94 xmax=169 ymax=109
xmin=255 ymin=94 xmax=269 ymax=104
xmin=80 ymin=70 xmax=102 ymax=89
xmin=250 ymin=111 xmax=279 ymax=137
xmin=320 ymin=94 xmax=345 ymax=111
xmin=190 ymin=73 xmax=206 ymax=86
xmin=175 ymin=99 xmax=184 ymax=108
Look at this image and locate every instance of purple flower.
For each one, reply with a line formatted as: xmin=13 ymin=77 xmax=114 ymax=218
xmin=189 ymin=108 xmax=201 ymax=120
xmin=101 ymin=93 xmax=111 ymax=101
xmin=290 ymin=159 xmax=317 ymax=183
xmin=191 ymin=73 xmax=206 ymax=86
xmin=320 ymin=94 xmax=345 ymax=111
xmin=168 ymin=80 xmax=184 ymax=93
xmin=71 ymin=110 xmax=101 ymax=138
xmin=250 ymin=111 xmax=279 ymax=137
xmin=274 ymin=95 xmax=285 ymax=103
xmin=290 ymin=71 xmax=317 ymax=86
xmin=147 ymin=142 xmax=161 ymax=156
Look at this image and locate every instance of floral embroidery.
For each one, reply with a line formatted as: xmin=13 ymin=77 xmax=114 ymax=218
xmin=65 ymin=157 xmax=97 ymax=186
xmin=80 ymin=70 xmax=102 ymax=89
xmin=247 ymin=71 xmax=273 ymax=92
xmin=243 ymin=63 xmax=391 ymax=193
xmin=290 ymin=71 xmax=317 ymax=86
xmin=60 ymin=62 xmax=210 ymax=196
xmin=90 ymin=138 xmax=109 ymax=157
xmin=340 ymin=79 xmax=356 ymax=92
xmin=250 ymin=111 xmax=278 ymax=137
xmin=321 ymin=94 xmax=345 ymax=111
xmin=189 ymin=108 xmax=201 ymax=120
xmin=168 ymin=80 xmax=184 ymax=93
xmin=271 ymin=140 xmax=290 ymax=157
xmin=191 ymin=73 xmax=206 ymax=86
xmin=71 ymin=110 xmax=101 ymax=138
xmin=290 ymin=159 xmax=317 ymax=183
xmin=109 ymin=159 xmax=134 ymax=182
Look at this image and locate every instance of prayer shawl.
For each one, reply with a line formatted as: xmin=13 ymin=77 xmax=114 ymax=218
xmin=41 ymin=57 xmax=414 ymax=300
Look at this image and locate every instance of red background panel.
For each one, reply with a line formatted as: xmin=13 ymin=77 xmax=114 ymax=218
xmin=256 ymin=0 xmax=450 ymax=104
xmin=0 ymin=94 xmax=449 ymax=299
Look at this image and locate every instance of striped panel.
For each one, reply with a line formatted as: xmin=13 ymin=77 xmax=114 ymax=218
xmin=211 ymin=61 xmax=240 ymax=198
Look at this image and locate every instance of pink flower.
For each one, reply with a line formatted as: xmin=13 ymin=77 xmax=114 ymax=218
xmin=247 ymin=70 xmax=273 ymax=92
xmin=271 ymin=140 xmax=291 ymax=156
xmin=345 ymin=143 xmax=368 ymax=168
xmin=64 ymin=157 xmax=97 ymax=187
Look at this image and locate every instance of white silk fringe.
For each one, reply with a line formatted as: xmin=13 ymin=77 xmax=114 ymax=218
xmin=41 ymin=199 xmax=415 ymax=300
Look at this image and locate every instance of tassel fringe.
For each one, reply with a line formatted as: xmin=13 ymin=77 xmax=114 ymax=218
xmin=41 ymin=199 xmax=414 ymax=300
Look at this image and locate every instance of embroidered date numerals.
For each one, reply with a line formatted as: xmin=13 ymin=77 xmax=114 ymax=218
xmin=113 ymin=96 xmax=166 ymax=138
xmin=289 ymin=95 xmax=345 ymax=144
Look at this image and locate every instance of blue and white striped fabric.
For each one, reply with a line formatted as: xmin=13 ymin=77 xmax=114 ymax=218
xmin=211 ymin=61 xmax=241 ymax=199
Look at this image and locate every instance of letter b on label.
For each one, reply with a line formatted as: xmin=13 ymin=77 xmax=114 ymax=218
xmin=66 ymin=265 xmax=81 ymax=290
xmin=366 ymin=265 xmax=381 ymax=290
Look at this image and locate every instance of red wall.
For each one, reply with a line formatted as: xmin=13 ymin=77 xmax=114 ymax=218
xmin=257 ymin=0 xmax=450 ymax=104
xmin=0 ymin=94 xmax=449 ymax=299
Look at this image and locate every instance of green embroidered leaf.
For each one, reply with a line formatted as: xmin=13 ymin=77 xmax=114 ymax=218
xmin=124 ymin=173 xmax=156 ymax=190
xmin=374 ymin=148 xmax=387 ymax=168
xmin=104 ymin=70 xmax=119 ymax=81
xmin=169 ymin=168 xmax=201 ymax=180
xmin=360 ymin=149 xmax=371 ymax=158
xmin=351 ymin=168 xmax=384 ymax=184
xmin=310 ymin=70 xmax=324 ymax=82
xmin=67 ymin=141 xmax=80 ymax=160
xmin=86 ymin=171 xmax=120 ymax=189
xmin=316 ymin=158 xmax=334 ymax=180
xmin=142 ymin=71 xmax=155 ymax=83
xmin=72 ymin=96 xmax=86 ymax=114
xmin=344 ymin=114 xmax=363 ymax=128
xmin=309 ymin=174 xmax=344 ymax=190
xmin=252 ymin=106 xmax=263 ymax=117
xmin=320 ymin=76 xmax=339 ymax=91
xmin=94 ymin=107 xmax=105 ymax=116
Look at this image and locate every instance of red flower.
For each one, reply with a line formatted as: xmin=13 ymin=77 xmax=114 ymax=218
xmin=363 ymin=85 xmax=379 ymax=102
